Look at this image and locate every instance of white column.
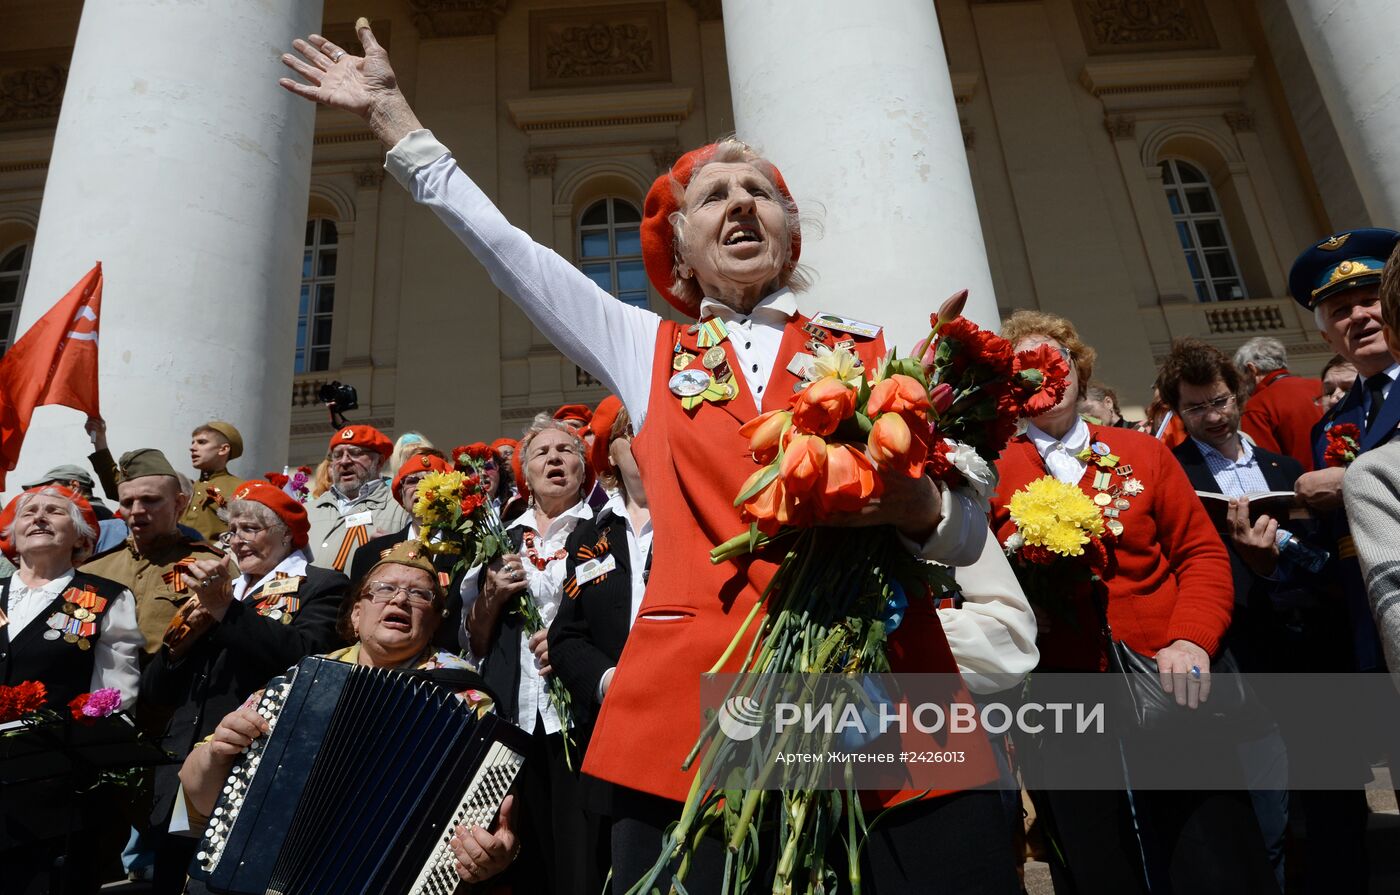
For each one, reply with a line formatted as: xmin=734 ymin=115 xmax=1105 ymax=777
xmin=1285 ymin=0 xmax=1400 ymax=225
xmin=721 ymin=0 xmax=998 ymax=337
xmin=12 ymin=0 xmax=319 ymax=490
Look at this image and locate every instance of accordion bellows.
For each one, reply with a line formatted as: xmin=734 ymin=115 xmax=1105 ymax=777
xmin=190 ymin=656 xmax=528 ymax=895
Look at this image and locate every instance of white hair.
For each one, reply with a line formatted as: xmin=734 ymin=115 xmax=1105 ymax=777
xmin=517 ymin=414 xmax=588 ymax=498
xmin=1233 ymin=337 xmax=1288 ymax=375
xmin=6 ymin=486 xmax=98 ymax=564
xmin=225 ymin=499 xmax=292 ymax=549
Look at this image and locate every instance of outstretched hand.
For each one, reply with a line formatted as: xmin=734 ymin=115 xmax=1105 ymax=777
xmin=279 ymin=19 xmax=422 ymax=147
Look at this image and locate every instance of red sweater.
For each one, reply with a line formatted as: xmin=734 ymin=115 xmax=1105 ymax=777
xmin=1240 ymin=369 xmax=1322 ymax=472
xmin=990 ymin=425 xmax=1233 ymax=671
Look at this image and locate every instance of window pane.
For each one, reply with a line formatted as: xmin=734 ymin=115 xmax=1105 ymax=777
xmin=313 ymin=317 xmax=333 ymax=345
xmin=298 ymin=285 xmax=310 ymax=315
xmin=1186 ymin=255 xmax=1203 ymax=279
xmin=1186 ymin=189 xmax=1215 ymax=214
xmin=1177 ymin=163 xmax=1206 ymax=184
xmin=619 ymin=290 xmax=649 ymax=309
xmin=0 ymin=279 xmax=16 ymax=307
xmin=1204 ymin=250 xmax=1236 ymax=278
xmin=316 ymin=283 xmax=335 ymax=312
xmin=580 ymin=231 xmax=611 ymax=258
xmin=581 ymin=202 xmax=609 ymax=226
xmin=312 ymin=347 xmax=330 ymax=371
xmin=295 ymin=349 xmax=306 ymax=375
xmin=0 ymin=246 xmax=25 ymax=272
xmin=1214 ymin=279 xmax=1243 ymax=300
xmin=582 ymin=263 xmax=614 ymax=293
xmin=613 ymin=201 xmax=641 ymax=224
xmin=1194 ymin=281 xmax=1210 ymax=301
xmin=1167 ymin=193 xmax=1182 ymax=215
xmin=0 ymin=311 xmax=12 ymax=340
xmin=615 ymin=226 xmax=641 ymax=256
xmin=305 ymin=220 xmax=315 ymax=246
xmin=320 ymin=220 xmax=338 ymax=245
xmin=296 ymin=318 xmax=308 ymax=350
xmin=301 ymin=250 xmax=313 ymax=279
xmin=318 ymin=250 xmax=337 ymax=277
xmin=1175 ymin=222 xmax=1194 ymax=250
xmin=617 ymin=260 xmax=647 ymax=292
xmin=1195 ymin=220 xmax=1226 ymax=248
xmin=1159 ymin=162 xmax=1176 ymax=184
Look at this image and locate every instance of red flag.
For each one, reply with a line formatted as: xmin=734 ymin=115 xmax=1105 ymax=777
xmin=0 ymin=262 xmax=103 ymax=489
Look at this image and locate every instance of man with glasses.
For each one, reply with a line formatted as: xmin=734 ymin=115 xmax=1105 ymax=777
xmin=306 ymin=424 xmax=407 ymax=573
xmin=350 ymin=452 xmax=463 ymax=649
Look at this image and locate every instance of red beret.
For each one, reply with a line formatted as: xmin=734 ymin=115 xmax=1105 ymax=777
xmin=328 ymin=425 xmax=393 ymax=460
xmin=230 ymin=481 xmax=311 ymax=547
xmin=640 ymin=143 xmax=800 ymax=317
xmin=392 ymin=453 xmax=453 ymax=501
xmin=490 ymin=437 xmax=518 ymax=454
xmin=587 ymin=395 xmax=624 ymax=475
xmin=0 ymin=485 xmax=99 ymax=558
xmin=553 ymin=404 xmax=593 ymax=428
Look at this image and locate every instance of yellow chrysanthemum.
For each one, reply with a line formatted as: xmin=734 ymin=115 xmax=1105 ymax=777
xmin=807 ymin=344 xmax=865 ymax=388
xmin=413 ymin=470 xmax=467 ymax=526
xmin=1006 ymin=476 xmax=1104 ymax=558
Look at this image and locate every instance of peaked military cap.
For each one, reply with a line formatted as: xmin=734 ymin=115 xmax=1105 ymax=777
xmin=1288 ymin=227 xmax=1400 ymax=310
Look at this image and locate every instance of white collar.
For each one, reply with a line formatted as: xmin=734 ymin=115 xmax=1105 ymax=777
xmin=507 ymin=500 xmax=594 ymax=539
xmin=1193 ymin=433 xmax=1255 ymax=466
xmin=12 ymin=568 xmax=76 ymax=595
xmin=1026 ymin=417 xmax=1091 ymax=458
xmin=698 ymin=287 xmax=798 ymax=324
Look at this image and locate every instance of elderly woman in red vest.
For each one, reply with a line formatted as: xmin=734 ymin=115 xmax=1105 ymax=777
xmin=990 ymin=310 xmax=1274 ymax=894
xmin=282 ymin=24 xmax=1036 ymax=893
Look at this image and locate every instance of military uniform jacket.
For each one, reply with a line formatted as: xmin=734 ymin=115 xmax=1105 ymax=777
xmin=180 ymin=469 xmax=244 ymax=541
xmin=79 ymin=533 xmax=228 ymax=657
xmin=306 ymin=483 xmax=408 ymax=573
xmin=140 ymin=563 xmax=348 ymax=825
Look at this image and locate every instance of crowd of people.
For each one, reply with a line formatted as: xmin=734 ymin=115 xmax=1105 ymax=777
xmin=8 ymin=18 xmax=1400 ymax=895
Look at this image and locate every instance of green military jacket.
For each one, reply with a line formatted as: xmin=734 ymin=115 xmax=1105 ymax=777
xmin=180 ymin=469 xmax=244 ymax=541
xmin=80 ymin=532 xmax=230 ymax=656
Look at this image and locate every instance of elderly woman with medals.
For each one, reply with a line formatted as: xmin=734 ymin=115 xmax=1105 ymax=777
xmin=989 ymin=310 xmax=1275 ymax=894
xmin=1 ymin=485 xmax=142 ymax=895
xmin=281 ymin=22 xmax=1036 ymax=893
xmin=176 ymin=539 xmax=509 ymax=888
xmin=141 ymin=482 xmax=347 ymax=892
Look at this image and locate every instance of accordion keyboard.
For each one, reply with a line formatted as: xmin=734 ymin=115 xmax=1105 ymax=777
xmin=194 ymin=677 xmax=292 ymax=874
xmin=406 ymin=740 xmax=526 ymax=895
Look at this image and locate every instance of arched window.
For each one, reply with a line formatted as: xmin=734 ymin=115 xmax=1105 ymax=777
xmin=0 ymin=243 xmax=31 ymax=355
xmin=298 ymin=219 xmax=337 ymax=373
xmin=578 ymin=198 xmax=647 ymax=308
xmin=1160 ymin=159 xmax=1246 ymax=302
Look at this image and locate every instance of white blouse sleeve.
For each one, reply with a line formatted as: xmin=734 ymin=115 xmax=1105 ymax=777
xmin=93 ymin=588 xmax=142 ymax=710
xmin=385 ymin=130 xmax=661 ymax=426
xmin=938 ymin=530 xmax=1039 ymax=694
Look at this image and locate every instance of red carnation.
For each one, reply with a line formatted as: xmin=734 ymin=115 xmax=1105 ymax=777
xmin=1013 ymin=344 xmax=1070 ymax=417
xmin=264 ymin=472 xmax=290 ymax=489
xmin=1323 ymin=423 xmax=1362 ymax=468
xmin=68 ymin=693 xmax=92 ymax=721
xmin=0 ymin=680 xmax=47 ymax=723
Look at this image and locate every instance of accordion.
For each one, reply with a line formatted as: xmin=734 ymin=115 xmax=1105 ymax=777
xmin=189 ymin=656 xmax=528 ymax=895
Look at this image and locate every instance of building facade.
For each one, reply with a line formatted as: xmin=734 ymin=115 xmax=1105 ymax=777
xmin=0 ymin=0 xmax=1374 ymax=472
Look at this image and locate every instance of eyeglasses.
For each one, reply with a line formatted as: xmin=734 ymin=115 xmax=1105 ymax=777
xmin=1180 ymin=393 xmax=1237 ymax=418
xmin=227 ymin=523 xmax=268 ymax=542
xmin=400 ymin=473 xmax=428 ymax=489
xmin=330 ymin=447 xmax=373 ymax=462
xmin=365 ymin=580 xmax=436 ymax=607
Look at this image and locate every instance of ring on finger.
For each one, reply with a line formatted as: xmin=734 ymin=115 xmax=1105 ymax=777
xmin=331 ymin=50 xmax=345 ymax=62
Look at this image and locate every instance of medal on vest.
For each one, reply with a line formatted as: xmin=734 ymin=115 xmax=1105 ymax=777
xmin=692 ymin=318 xmax=729 ymax=348
xmin=669 ymin=369 xmax=710 ymax=397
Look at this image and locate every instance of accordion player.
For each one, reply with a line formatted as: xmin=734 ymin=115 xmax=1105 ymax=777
xmin=182 ymin=654 xmax=528 ymax=894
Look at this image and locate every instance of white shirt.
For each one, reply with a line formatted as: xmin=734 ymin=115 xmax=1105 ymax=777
xmin=460 ymin=501 xmax=594 ymax=735
xmin=5 ymin=569 xmax=142 ymax=710
xmin=232 ymin=552 xmax=310 ymax=602
xmin=698 ymin=290 xmax=799 ymax=409
xmin=390 ymin=130 xmax=1036 ymax=690
xmin=594 ymin=490 xmax=656 ymax=700
xmin=1027 ymin=418 xmax=1092 ymax=485
xmin=1360 ymin=362 xmax=1400 ymax=423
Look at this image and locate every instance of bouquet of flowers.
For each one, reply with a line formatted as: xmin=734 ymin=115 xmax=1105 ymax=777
xmin=1 ymin=682 xmax=122 ymax=728
xmin=634 ymin=293 xmax=1067 ymax=895
xmin=263 ymin=466 xmax=313 ymax=502
xmin=1323 ymin=423 xmax=1361 ymax=468
xmin=1002 ymin=476 xmax=1115 ymax=622
xmin=67 ymin=687 xmax=123 ymax=723
xmin=413 ymin=442 xmax=578 ymax=765
xmin=0 ymin=680 xmax=48 ymax=724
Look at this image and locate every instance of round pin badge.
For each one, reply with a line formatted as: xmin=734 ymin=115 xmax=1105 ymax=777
xmin=63 ymin=633 xmax=79 ymax=644
xmin=1091 ymin=441 xmax=1111 ymax=455
xmin=701 ymin=346 xmax=727 ymax=369
xmin=1115 ymin=499 xmax=1130 ymax=510
xmin=1106 ymin=520 xmax=1124 ymax=537
xmin=669 ymin=369 xmax=711 ymax=397
xmin=77 ymin=638 xmax=91 ymax=651
xmin=1093 ymin=493 xmax=1112 ymax=506
xmin=44 ymin=629 xmax=61 ymax=641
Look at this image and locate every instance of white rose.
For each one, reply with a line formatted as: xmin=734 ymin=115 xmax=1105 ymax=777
xmin=944 ymin=439 xmax=997 ymax=511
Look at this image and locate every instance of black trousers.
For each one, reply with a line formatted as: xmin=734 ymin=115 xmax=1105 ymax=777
xmin=502 ymin=715 xmax=602 ymax=895
xmin=610 ymin=787 xmax=1019 ymax=895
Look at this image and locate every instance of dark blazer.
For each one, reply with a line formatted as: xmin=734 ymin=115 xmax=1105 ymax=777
xmin=549 ymin=510 xmax=645 ymax=722
xmin=350 ymin=524 xmax=463 ymax=653
xmin=140 ymin=563 xmax=348 ymax=825
xmin=1173 ymin=438 xmax=1304 ymax=673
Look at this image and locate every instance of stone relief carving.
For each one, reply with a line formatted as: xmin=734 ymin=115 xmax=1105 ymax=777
xmin=0 ymin=64 xmax=67 ymax=124
xmin=1075 ymin=0 xmax=1217 ymax=54
xmin=525 ymin=154 xmax=558 ymax=177
xmin=1224 ymin=110 xmax=1255 ymax=134
xmin=1104 ymin=114 xmax=1136 ymax=141
xmin=531 ymin=4 xmax=670 ymax=90
xmin=409 ymin=0 xmax=508 ymax=39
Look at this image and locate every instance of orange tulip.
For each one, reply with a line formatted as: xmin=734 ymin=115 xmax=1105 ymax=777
xmin=790 ymin=377 xmax=857 ymax=436
xmin=738 ymin=409 xmax=791 ymax=464
xmin=866 ymin=374 xmax=929 ymax=417
xmin=868 ymin=412 xmax=929 ymax=478
xmin=819 ymin=443 xmax=881 ymax=515
xmin=740 ymin=471 xmax=786 ymax=535
xmin=780 ymin=433 xmax=827 ymax=496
